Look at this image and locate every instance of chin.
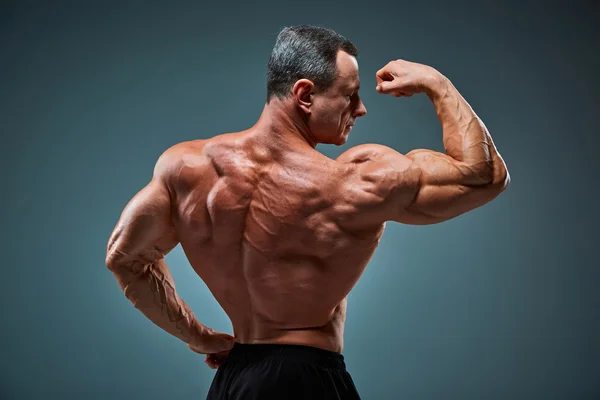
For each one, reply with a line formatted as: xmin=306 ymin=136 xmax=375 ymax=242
xmin=323 ymin=135 xmax=347 ymax=146
xmin=337 ymin=132 xmax=350 ymax=145
xmin=320 ymin=131 xmax=349 ymax=146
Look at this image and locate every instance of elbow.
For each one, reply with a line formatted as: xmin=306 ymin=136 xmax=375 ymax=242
xmin=478 ymin=152 xmax=510 ymax=191
xmin=105 ymin=247 xmax=126 ymax=272
xmin=105 ymin=232 xmax=127 ymax=271
xmin=105 ymin=252 xmax=119 ymax=271
xmin=471 ymin=153 xmax=511 ymax=191
xmin=105 ymin=233 xmax=118 ymax=270
xmin=492 ymin=152 xmax=510 ymax=190
xmin=501 ymin=168 xmax=511 ymax=188
xmin=490 ymin=165 xmax=510 ymax=192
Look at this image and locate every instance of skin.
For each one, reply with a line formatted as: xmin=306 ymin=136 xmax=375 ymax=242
xmin=105 ymin=51 xmax=510 ymax=369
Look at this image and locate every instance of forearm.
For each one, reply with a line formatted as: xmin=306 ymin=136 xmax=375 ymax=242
xmin=425 ymin=73 xmax=508 ymax=186
xmin=109 ymin=258 xmax=208 ymax=346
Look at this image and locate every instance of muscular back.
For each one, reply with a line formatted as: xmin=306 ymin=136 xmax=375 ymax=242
xmin=107 ymin=61 xmax=509 ymax=356
xmin=168 ymin=132 xmax=385 ymax=353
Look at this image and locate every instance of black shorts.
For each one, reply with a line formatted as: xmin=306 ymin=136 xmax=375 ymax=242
xmin=206 ymin=342 xmax=361 ymax=400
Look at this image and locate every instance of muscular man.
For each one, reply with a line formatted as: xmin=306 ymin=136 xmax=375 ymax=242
xmin=105 ymin=26 xmax=509 ymax=399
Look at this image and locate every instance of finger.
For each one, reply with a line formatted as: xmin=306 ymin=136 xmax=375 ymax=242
xmin=204 ymin=334 xmax=235 ymax=353
xmin=208 ymin=354 xmax=225 ymax=364
xmin=376 ymin=81 xmax=395 ymax=93
xmin=205 ymin=361 xmax=217 ymax=369
xmin=206 ymin=354 xmax=217 ymax=363
xmin=221 ymin=333 xmax=235 ymax=341
xmin=215 ymin=356 xmax=228 ymax=365
xmin=376 ymin=71 xmax=394 ymax=86
xmin=204 ymin=357 xmax=218 ymax=369
xmin=188 ymin=344 xmax=205 ymax=355
xmin=376 ymin=61 xmax=396 ymax=80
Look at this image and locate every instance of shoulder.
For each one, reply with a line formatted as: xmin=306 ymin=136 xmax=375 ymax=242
xmin=336 ymin=143 xmax=397 ymax=165
xmin=153 ymin=140 xmax=208 ymax=179
xmin=336 ymin=143 xmax=418 ymax=186
xmin=332 ymin=144 xmax=422 ymax=225
xmin=153 ymin=134 xmax=246 ymax=189
xmin=151 ymin=140 xmax=220 ymax=198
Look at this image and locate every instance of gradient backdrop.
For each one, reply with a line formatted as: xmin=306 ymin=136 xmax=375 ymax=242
xmin=2 ymin=1 xmax=599 ymax=399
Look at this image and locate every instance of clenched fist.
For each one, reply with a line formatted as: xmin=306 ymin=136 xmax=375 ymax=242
xmin=376 ymin=59 xmax=442 ymax=97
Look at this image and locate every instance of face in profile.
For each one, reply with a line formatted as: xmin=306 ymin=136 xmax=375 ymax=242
xmin=308 ymin=51 xmax=367 ymax=146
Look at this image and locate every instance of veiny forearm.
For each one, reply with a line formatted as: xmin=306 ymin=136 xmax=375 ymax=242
xmin=426 ymin=73 xmax=509 ymax=186
xmin=109 ymin=258 xmax=208 ymax=346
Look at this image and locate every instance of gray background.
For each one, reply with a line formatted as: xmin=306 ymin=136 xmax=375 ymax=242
xmin=1 ymin=0 xmax=598 ymax=399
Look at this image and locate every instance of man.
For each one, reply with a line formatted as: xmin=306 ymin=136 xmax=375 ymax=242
xmin=105 ymin=25 xmax=509 ymax=399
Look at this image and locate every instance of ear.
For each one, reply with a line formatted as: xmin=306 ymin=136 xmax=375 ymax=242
xmin=292 ymin=79 xmax=314 ymax=114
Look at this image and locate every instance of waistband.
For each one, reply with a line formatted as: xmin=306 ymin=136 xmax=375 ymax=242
xmin=226 ymin=342 xmax=347 ymax=370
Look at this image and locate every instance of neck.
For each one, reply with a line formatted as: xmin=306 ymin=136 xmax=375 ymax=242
xmin=252 ymin=98 xmax=317 ymax=149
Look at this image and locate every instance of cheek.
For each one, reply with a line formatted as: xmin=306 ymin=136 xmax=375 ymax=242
xmin=333 ymin=102 xmax=350 ymax=122
xmin=319 ymin=108 xmax=340 ymax=126
xmin=339 ymin=106 xmax=351 ymax=126
xmin=312 ymin=99 xmax=347 ymax=129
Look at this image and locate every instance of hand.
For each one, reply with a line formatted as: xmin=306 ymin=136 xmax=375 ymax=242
xmin=203 ymin=349 xmax=231 ymax=370
xmin=187 ymin=327 xmax=235 ymax=356
xmin=376 ymin=59 xmax=441 ymax=97
xmin=188 ymin=329 xmax=234 ymax=370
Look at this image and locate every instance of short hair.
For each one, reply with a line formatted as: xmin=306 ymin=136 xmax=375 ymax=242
xmin=266 ymin=25 xmax=358 ymax=103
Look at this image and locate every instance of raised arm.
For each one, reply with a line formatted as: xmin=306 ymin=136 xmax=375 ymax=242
xmin=105 ymin=144 xmax=234 ymax=354
xmin=337 ymin=60 xmax=510 ymax=226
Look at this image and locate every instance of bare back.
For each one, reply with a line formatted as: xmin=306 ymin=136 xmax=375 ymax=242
xmin=106 ymin=59 xmax=509 ymax=358
xmin=169 ymin=132 xmax=385 ymax=353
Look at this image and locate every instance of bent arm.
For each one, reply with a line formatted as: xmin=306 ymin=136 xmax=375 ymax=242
xmin=339 ymin=74 xmax=509 ymax=225
xmin=422 ymin=73 xmax=508 ymax=187
xmin=105 ymin=151 xmax=209 ymax=347
xmin=401 ymin=147 xmax=508 ymax=224
xmin=401 ymin=73 xmax=510 ymax=222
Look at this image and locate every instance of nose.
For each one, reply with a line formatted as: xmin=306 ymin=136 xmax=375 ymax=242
xmin=354 ymin=98 xmax=367 ymax=118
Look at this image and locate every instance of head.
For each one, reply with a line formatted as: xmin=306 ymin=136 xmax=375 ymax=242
xmin=266 ymin=25 xmax=367 ymax=145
